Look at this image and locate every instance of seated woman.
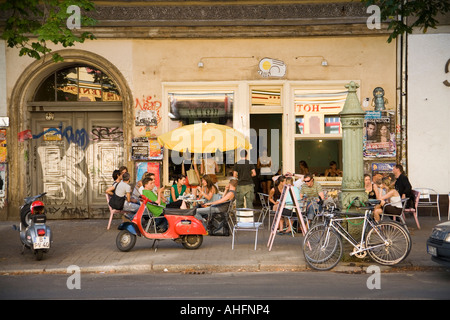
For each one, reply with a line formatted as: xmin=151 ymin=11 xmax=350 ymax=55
xmin=325 ymin=161 xmax=342 ymax=177
xmin=364 ymin=174 xmax=380 ymax=200
xmin=195 ymin=178 xmax=237 ymax=227
xmin=373 ymin=177 xmax=403 ymax=222
xmin=196 ymin=174 xmax=219 ymax=205
xmin=268 ymin=175 xmax=285 ymax=211
xmin=168 ymin=174 xmax=188 ymax=208
xmin=141 ymin=177 xmax=167 ymax=231
xmin=278 ymin=176 xmax=301 ymax=235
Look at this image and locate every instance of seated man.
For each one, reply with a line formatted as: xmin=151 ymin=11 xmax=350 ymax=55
xmin=195 ymin=178 xmax=237 ymax=228
xmin=141 ymin=177 xmax=168 ymax=231
xmin=299 ymin=174 xmax=325 ymax=223
xmin=113 ymin=172 xmax=140 ymax=217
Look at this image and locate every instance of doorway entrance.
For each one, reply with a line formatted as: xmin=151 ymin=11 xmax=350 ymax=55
xmin=250 ymin=114 xmax=282 ymax=196
xmin=30 ymin=111 xmax=124 ymax=219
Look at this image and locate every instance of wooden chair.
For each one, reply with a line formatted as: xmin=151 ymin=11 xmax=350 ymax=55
xmin=106 ymin=194 xmax=127 ymax=230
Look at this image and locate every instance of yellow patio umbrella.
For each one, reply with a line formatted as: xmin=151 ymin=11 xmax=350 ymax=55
xmin=157 ymin=122 xmax=251 ymax=153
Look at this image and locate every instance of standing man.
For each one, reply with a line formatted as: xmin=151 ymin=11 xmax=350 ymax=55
xmin=233 ymin=149 xmax=256 ymax=208
xmin=393 ymin=164 xmax=415 ymax=208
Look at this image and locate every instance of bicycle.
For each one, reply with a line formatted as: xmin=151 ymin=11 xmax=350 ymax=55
xmin=303 ymin=203 xmax=412 ymax=271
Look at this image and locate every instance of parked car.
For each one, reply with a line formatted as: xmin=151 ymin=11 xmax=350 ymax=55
xmin=427 ymin=221 xmax=450 ymax=268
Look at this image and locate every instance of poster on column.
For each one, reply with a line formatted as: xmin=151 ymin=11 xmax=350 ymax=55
xmin=363 ymin=111 xmax=396 ymax=158
xmin=135 ymin=161 xmax=161 ymax=188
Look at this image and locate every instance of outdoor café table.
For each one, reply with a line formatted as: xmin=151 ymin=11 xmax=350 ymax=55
xmin=179 ymin=195 xmax=203 ymax=208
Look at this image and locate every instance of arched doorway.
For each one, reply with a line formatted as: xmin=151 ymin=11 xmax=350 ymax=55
xmin=9 ymin=50 xmax=132 ymax=219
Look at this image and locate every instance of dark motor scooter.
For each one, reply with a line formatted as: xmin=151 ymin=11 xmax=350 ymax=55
xmin=116 ymin=195 xmax=207 ymax=252
xmin=13 ymin=193 xmax=52 ymax=260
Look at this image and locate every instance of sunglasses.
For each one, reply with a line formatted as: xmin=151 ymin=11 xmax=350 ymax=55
xmin=304 ymin=179 xmax=313 ymax=183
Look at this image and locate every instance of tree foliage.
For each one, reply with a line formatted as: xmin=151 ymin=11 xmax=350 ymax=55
xmin=362 ymin=0 xmax=450 ymax=42
xmin=0 ymin=0 xmax=97 ymax=62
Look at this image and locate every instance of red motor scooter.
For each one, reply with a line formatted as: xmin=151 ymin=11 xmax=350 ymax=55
xmin=116 ymin=195 xmax=207 ymax=252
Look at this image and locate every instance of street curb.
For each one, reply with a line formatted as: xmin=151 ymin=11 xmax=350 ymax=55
xmin=2 ymin=262 xmax=443 ymax=276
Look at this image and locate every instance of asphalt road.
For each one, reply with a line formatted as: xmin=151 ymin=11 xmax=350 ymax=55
xmin=1 ymin=270 xmax=449 ymax=301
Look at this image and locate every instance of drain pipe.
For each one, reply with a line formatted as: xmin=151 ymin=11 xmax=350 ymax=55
xmin=396 ymin=1 xmax=408 ymax=173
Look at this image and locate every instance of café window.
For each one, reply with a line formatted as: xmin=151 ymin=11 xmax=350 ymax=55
xmin=295 ymin=116 xmax=304 ymax=134
xmin=167 ymin=91 xmax=235 ymax=179
xmin=324 ymin=116 xmax=341 ymax=134
xmin=34 ymin=66 xmax=121 ymax=102
xmin=294 ymin=87 xmax=347 ymax=136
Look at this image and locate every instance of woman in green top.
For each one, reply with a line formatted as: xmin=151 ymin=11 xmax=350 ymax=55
xmin=168 ymin=174 xmax=188 ymax=208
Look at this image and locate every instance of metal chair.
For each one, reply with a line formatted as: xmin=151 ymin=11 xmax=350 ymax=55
xmin=404 ymin=189 xmax=421 ymax=229
xmin=231 ymin=208 xmax=263 ymax=250
xmin=381 ymin=198 xmax=409 ymax=231
xmin=414 ymin=188 xmax=441 ymax=220
xmin=105 ymin=194 xmax=128 ymax=230
xmin=257 ymin=192 xmax=275 ymax=230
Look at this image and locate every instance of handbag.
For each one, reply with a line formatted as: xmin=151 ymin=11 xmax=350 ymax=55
xmin=186 ymin=168 xmax=199 ymax=186
xmin=109 ymin=183 xmax=126 ymax=210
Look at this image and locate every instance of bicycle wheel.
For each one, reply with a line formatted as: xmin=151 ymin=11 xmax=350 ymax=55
xmin=303 ymin=224 xmax=343 ymax=271
xmin=366 ymin=221 xmax=411 ymax=265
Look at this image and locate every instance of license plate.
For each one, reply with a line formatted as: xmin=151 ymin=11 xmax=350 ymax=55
xmin=427 ymin=245 xmax=437 ymax=256
xmin=34 ymin=236 xmax=50 ymax=249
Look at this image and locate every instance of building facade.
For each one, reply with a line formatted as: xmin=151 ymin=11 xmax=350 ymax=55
xmin=0 ymin=1 xmax=408 ymax=220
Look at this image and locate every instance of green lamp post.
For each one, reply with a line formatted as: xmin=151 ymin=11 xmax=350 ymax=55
xmin=339 ymin=81 xmax=368 ymax=209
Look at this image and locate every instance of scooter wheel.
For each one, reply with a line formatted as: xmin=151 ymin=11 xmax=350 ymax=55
xmin=181 ymin=235 xmax=203 ymax=250
xmin=35 ymin=249 xmax=44 ymax=261
xmin=116 ymin=230 xmax=136 ymax=252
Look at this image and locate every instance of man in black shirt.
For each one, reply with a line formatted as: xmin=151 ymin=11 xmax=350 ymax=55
xmin=233 ymin=149 xmax=256 ymax=208
xmin=393 ymin=164 xmax=415 ymax=209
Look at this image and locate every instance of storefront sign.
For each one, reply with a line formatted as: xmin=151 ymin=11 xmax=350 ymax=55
xmin=168 ymin=92 xmax=233 ymax=120
xmin=258 ymin=58 xmax=286 ymax=78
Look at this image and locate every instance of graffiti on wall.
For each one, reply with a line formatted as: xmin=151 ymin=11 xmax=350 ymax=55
xmin=91 ymin=126 xmax=123 ymax=141
xmin=24 ymin=124 xmax=124 ymax=217
xmin=135 ymin=95 xmax=162 ymax=135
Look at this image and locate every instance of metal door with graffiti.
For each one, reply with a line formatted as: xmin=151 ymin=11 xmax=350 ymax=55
xmin=30 ymin=111 xmax=124 ymax=219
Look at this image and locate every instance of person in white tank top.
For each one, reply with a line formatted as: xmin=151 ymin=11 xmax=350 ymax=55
xmin=373 ymin=177 xmax=403 ymax=222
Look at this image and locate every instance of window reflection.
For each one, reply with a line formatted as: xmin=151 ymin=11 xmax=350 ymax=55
xmin=56 ymin=67 xmax=77 ymax=101
xmin=34 ymin=66 xmax=121 ymax=102
xmin=34 ymin=75 xmax=55 ymax=101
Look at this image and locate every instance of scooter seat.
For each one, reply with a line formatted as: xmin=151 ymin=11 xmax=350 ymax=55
xmin=163 ymin=208 xmax=196 ymax=216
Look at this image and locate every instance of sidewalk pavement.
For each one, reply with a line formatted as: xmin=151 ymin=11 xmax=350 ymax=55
xmin=0 ymin=215 xmax=446 ymax=275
